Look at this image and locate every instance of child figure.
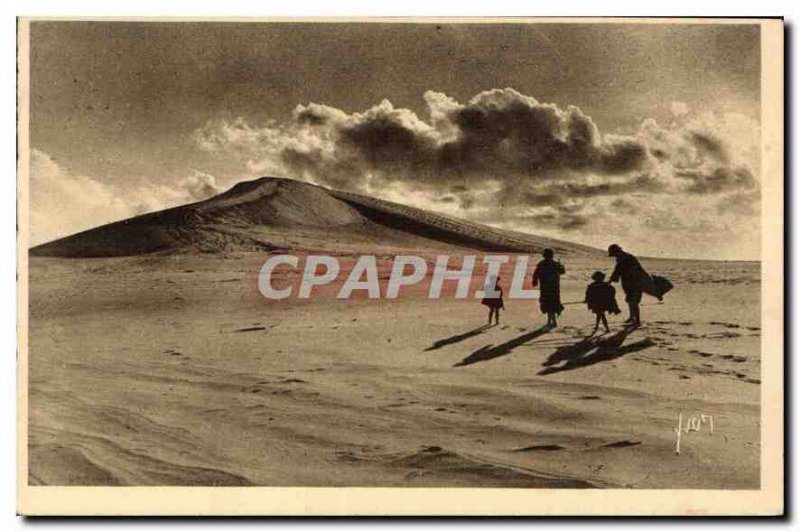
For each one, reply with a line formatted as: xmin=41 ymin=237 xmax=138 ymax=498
xmin=481 ymin=276 xmax=504 ymax=325
xmin=585 ymin=271 xmax=621 ymax=334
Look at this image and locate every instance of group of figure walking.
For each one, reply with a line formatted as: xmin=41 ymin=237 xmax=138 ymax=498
xmin=481 ymin=244 xmax=654 ymax=333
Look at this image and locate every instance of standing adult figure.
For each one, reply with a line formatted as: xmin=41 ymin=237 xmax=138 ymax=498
xmin=608 ymin=244 xmax=645 ymax=327
xmin=532 ymin=248 xmax=566 ymax=328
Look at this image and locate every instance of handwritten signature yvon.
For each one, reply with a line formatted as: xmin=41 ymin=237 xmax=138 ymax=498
xmin=674 ymin=412 xmax=714 ymax=455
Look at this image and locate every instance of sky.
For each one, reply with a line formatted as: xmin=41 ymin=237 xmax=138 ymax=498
xmin=27 ymin=21 xmax=762 ymax=259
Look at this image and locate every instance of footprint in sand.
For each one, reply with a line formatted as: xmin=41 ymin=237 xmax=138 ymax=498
xmin=708 ymin=331 xmax=741 ymax=339
xmin=421 ymin=446 xmax=443 ymax=453
xmin=602 ymin=440 xmax=641 ymax=448
xmin=514 ymin=444 xmax=566 ymax=452
xmin=710 ymin=321 xmax=743 ymax=329
xmin=235 ymin=326 xmax=266 ymax=333
xmin=516 ymin=440 xmax=642 ymax=452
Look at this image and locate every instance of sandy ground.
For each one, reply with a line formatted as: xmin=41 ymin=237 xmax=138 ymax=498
xmin=27 ymin=253 xmax=761 ymax=488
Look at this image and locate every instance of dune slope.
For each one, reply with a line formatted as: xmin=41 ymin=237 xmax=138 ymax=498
xmin=30 ymin=177 xmax=599 ymax=258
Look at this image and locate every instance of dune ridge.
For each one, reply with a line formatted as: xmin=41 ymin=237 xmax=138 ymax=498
xmin=30 ymin=177 xmax=600 ymax=258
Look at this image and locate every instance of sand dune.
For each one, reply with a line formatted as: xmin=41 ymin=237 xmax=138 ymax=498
xmin=30 ymin=177 xmax=599 ymax=257
xmin=26 ymin=175 xmax=760 ymax=489
xmin=27 ymin=253 xmax=760 ymax=488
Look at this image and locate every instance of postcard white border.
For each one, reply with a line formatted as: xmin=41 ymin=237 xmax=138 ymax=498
xmin=15 ymin=17 xmax=784 ymax=516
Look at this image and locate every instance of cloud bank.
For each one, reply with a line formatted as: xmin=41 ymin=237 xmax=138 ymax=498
xmin=193 ymin=88 xmax=761 ymax=259
xmin=29 ymin=149 xmax=222 ymax=246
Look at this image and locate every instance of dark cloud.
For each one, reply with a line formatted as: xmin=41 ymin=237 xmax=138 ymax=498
xmin=245 ymin=88 xmax=655 ymax=193
xmin=688 ymin=131 xmax=730 ymax=164
xmin=500 ymin=174 xmax=663 ymax=208
xmin=519 ymin=212 xmax=591 ymax=231
xmin=513 ymin=190 xmax=565 ymax=207
xmin=676 ymin=166 xmax=756 ymax=194
xmin=597 ymin=139 xmax=650 ymax=174
xmin=642 ymin=210 xmax=717 ymax=233
xmin=195 ymin=87 xmax=761 ymax=242
xmin=339 ymin=112 xmax=435 ymax=171
xmin=431 ymin=92 xmax=648 ymax=178
xmin=198 ymin=89 xmax=758 ymax=204
xmin=556 ymin=203 xmax=585 ymax=214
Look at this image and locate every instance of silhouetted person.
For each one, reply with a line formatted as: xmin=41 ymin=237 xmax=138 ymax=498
xmin=584 ymin=271 xmax=621 ymax=334
xmin=608 ymin=244 xmax=645 ymax=327
xmin=532 ymin=248 xmax=565 ymax=328
xmin=481 ymin=276 xmax=504 ymax=325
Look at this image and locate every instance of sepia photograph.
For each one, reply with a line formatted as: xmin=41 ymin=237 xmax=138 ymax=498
xmin=16 ymin=16 xmax=784 ymax=516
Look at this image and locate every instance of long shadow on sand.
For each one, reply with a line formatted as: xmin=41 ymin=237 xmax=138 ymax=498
xmin=425 ymin=324 xmax=493 ymax=351
xmin=538 ymin=325 xmax=655 ymax=375
xmin=454 ymin=326 xmax=551 ymax=367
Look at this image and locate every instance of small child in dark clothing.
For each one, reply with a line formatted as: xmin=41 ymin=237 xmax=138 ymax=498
xmin=585 ymin=271 xmax=621 ymax=333
xmin=481 ymin=277 xmax=504 ymax=325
